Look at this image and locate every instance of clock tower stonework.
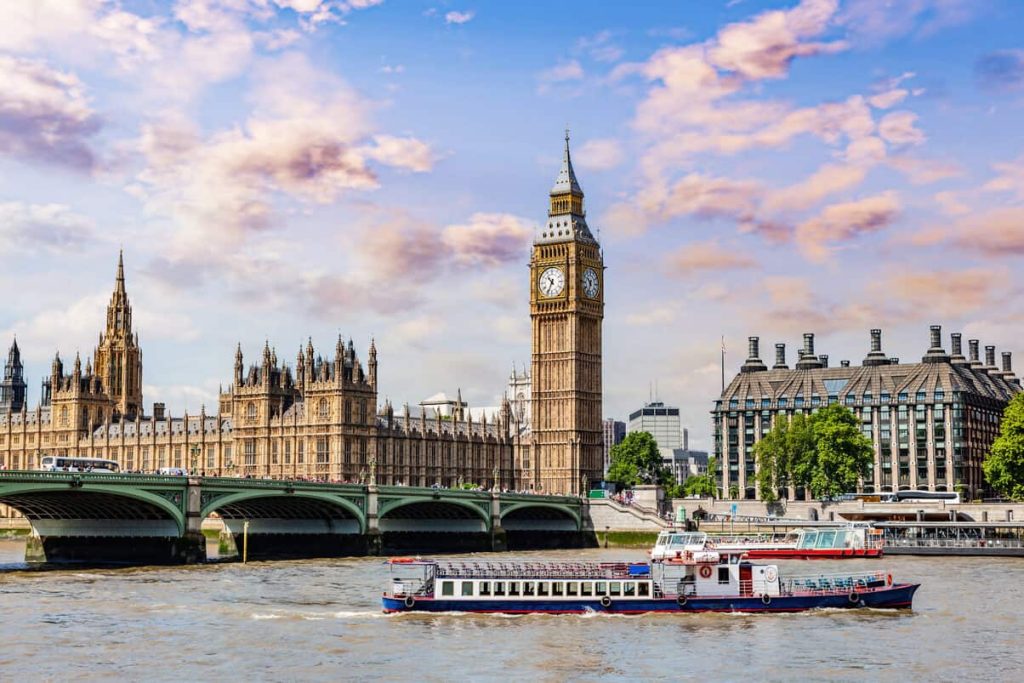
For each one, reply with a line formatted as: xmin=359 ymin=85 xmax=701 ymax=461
xmin=529 ymin=134 xmax=604 ymax=495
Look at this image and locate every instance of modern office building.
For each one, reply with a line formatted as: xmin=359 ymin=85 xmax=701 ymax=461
xmin=602 ymin=418 xmax=625 ymax=475
xmin=712 ymin=328 xmax=1020 ymax=500
xmin=628 ymin=401 xmax=683 ymax=449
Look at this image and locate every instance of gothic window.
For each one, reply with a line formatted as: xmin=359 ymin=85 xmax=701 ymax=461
xmin=359 ymin=400 xmax=367 ymax=424
xmin=318 ymin=398 xmax=329 ymax=419
xmin=247 ymin=403 xmax=257 ymax=421
xmin=271 ymin=441 xmax=279 ymax=464
xmin=244 ymin=440 xmax=256 ymax=466
xmin=344 ymin=438 xmax=351 ymax=463
xmin=173 ymin=446 xmax=182 ymax=468
xmin=360 ymin=437 xmax=367 ymax=462
xmin=297 ymin=440 xmax=304 ymax=464
xmin=206 ymin=446 xmax=215 ymax=470
xmin=60 ymin=406 xmax=69 ymax=427
xmin=317 ymin=437 xmax=329 ymax=464
xmin=344 ymin=399 xmax=352 ymax=423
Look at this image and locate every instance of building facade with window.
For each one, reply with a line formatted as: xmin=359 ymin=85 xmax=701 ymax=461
xmin=712 ymin=328 xmax=1020 ymax=500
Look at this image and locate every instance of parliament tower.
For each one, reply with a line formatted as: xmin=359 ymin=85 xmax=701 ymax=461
xmin=529 ymin=133 xmax=604 ymax=494
xmin=93 ymin=251 xmax=143 ymax=420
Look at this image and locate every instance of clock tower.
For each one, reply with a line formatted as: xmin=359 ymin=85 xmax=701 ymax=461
xmin=529 ymin=132 xmax=604 ymax=495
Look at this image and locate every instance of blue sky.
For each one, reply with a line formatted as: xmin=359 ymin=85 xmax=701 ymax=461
xmin=2 ymin=0 xmax=1024 ymax=449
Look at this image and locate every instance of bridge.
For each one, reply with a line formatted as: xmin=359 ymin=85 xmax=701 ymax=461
xmin=0 ymin=472 xmax=589 ymax=564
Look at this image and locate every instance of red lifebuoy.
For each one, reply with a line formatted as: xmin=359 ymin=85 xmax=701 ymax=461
xmin=886 ymin=573 xmax=893 ymax=586
xmin=391 ymin=557 xmax=416 ymax=564
xmin=699 ymin=565 xmax=713 ymax=579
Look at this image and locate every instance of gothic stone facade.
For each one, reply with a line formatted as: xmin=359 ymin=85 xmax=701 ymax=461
xmin=1 ymin=137 xmax=603 ymax=498
xmin=712 ymin=327 xmax=1020 ymax=500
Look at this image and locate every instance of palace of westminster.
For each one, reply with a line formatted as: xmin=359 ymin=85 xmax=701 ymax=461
xmin=0 ymin=137 xmax=606 ymax=497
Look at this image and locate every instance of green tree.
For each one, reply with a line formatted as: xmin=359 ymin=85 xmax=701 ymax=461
xmin=606 ymin=431 xmax=670 ymax=488
xmin=683 ymin=456 xmax=717 ymax=497
xmin=807 ymin=404 xmax=873 ymax=499
xmin=983 ymin=393 xmax=1024 ymax=500
xmin=786 ymin=412 xmax=817 ymax=491
xmin=753 ymin=419 xmax=787 ymax=503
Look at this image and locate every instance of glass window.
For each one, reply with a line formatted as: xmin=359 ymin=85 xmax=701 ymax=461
xmin=537 ymin=582 xmax=549 ymax=597
xmin=566 ymin=582 xmax=578 ymax=596
xmin=508 ymin=581 xmax=520 ymax=597
xmin=479 ymin=581 xmax=490 ymax=596
xmin=638 ymin=583 xmax=650 ymax=597
xmin=441 ymin=581 xmax=454 ymax=597
xmin=817 ymin=530 xmax=837 ymax=548
xmin=623 ymin=583 xmax=636 ymax=597
xmin=522 ymin=582 xmax=534 ymax=596
xmin=552 ymin=583 xmax=564 ymax=597
xmin=461 ymin=582 xmax=474 ymax=597
xmin=609 ymin=582 xmax=622 ymax=596
xmin=595 ymin=581 xmax=607 ymax=595
xmin=494 ymin=581 xmax=505 ymax=596
xmin=581 ymin=582 xmax=593 ymax=596
xmin=718 ymin=567 xmax=730 ymax=584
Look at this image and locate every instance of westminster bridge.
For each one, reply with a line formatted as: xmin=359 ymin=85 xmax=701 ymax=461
xmin=0 ymin=472 xmax=589 ymax=564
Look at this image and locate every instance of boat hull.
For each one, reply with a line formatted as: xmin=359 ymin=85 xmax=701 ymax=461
xmin=382 ymin=583 xmax=918 ymax=614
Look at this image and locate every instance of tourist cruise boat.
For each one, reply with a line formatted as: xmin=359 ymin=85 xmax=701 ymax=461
xmin=381 ymin=546 xmax=917 ymax=614
xmin=651 ymin=525 xmax=884 ymax=561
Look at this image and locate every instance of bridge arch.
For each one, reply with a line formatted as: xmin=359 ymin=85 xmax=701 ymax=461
xmin=501 ymin=502 xmax=581 ymax=531
xmin=0 ymin=483 xmax=186 ymax=535
xmin=201 ymin=491 xmax=366 ymax=533
xmin=378 ymin=497 xmax=490 ymax=533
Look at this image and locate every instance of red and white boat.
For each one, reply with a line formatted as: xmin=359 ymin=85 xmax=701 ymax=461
xmin=653 ymin=525 xmax=884 ymax=561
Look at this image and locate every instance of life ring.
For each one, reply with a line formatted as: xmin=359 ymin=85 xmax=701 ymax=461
xmin=404 ymin=595 xmax=415 ymax=608
xmin=699 ymin=565 xmax=713 ymax=579
xmin=848 ymin=592 xmax=860 ymax=604
xmin=886 ymin=573 xmax=893 ymax=586
xmin=764 ymin=566 xmax=778 ymax=582
xmin=600 ymin=595 xmax=612 ymax=608
xmin=677 ymin=594 xmax=688 ymax=607
xmin=761 ymin=593 xmax=771 ymax=606
xmin=391 ymin=557 xmax=416 ymax=564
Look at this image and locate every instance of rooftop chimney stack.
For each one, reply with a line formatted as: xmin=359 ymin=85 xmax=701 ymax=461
xmin=796 ymin=333 xmax=822 ymax=369
xmin=819 ymin=354 xmax=829 ymax=368
xmin=890 ymin=357 xmax=900 ymax=365
xmin=985 ymin=345 xmax=997 ymax=371
xmin=773 ymin=343 xmax=788 ymax=370
xmin=950 ymin=333 xmax=968 ymax=365
xmin=863 ymin=328 xmax=890 ymax=366
xmin=923 ymin=324 xmax=950 ymax=363
xmin=840 ymin=360 xmax=851 ymax=367
xmin=1002 ymin=351 xmax=1014 ymax=376
xmin=741 ymin=336 xmax=768 ymax=373
xmin=969 ymin=339 xmax=982 ymax=367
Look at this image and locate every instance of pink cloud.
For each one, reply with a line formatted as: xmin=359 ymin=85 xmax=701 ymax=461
xmin=665 ymin=240 xmax=758 ymax=276
xmin=954 ymin=207 xmax=1024 ymax=256
xmin=878 ymin=267 xmax=1009 ymax=318
xmin=878 ymin=110 xmax=926 ymax=145
xmin=442 ymin=213 xmax=534 ymax=267
xmin=795 ymin=192 xmax=901 ymax=262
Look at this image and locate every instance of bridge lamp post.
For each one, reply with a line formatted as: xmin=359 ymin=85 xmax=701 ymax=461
xmin=190 ymin=445 xmax=200 ymax=476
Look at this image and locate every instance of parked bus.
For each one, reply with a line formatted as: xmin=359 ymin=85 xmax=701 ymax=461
xmin=887 ymin=490 xmax=961 ymax=504
xmin=39 ymin=456 xmax=120 ymax=473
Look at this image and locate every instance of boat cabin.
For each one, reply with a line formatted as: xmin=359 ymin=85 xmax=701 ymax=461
xmin=661 ymin=548 xmax=781 ymax=598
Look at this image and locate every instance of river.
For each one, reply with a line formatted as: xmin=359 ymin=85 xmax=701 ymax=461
xmin=0 ymin=540 xmax=1021 ymax=682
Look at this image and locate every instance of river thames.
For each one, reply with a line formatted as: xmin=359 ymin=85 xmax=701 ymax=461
xmin=1 ymin=540 xmax=1021 ymax=682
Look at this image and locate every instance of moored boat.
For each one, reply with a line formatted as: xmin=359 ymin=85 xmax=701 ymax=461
xmin=652 ymin=524 xmax=885 ymax=561
xmin=381 ymin=546 xmax=917 ymax=615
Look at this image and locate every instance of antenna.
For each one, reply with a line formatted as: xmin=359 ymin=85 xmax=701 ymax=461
xmin=721 ymin=336 xmax=726 ymax=394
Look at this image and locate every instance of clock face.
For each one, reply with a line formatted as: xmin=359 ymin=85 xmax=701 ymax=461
xmin=582 ymin=268 xmax=599 ymax=298
xmin=538 ymin=267 xmax=565 ymax=297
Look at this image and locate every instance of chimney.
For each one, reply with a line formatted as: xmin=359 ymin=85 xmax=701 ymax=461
xmin=863 ymin=328 xmax=889 ymax=366
xmin=796 ymin=333 xmax=822 ymax=369
xmin=773 ymin=343 xmax=788 ymax=370
xmin=1002 ymin=352 xmax=1013 ymax=374
xmin=923 ymin=324 xmax=950 ymax=363
xmin=819 ymin=354 xmax=829 ymax=368
xmin=985 ymin=345 xmax=997 ymax=371
xmin=950 ymin=333 xmax=967 ymax=365
xmin=968 ymin=339 xmax=982 ymax=367
xmin=889 ymin=357 xmax=900 ymax=365
xmin=840 ymin=360 xmax=851 ymax=368
xmin=741 ymin=336 xmax=768 ymax=373
xmin=153 ymin=402 xmax=165 ymax=420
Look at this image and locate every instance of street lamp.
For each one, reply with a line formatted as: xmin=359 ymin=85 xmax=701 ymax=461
xmin=190 ymin=444 xmax=200 ymax=476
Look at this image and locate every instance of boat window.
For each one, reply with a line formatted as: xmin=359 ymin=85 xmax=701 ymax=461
xmin=717 ymin=567 xmax=730 ymax=584
xmin=537 ymin=582 xmax=549 ymax=597
xmin=718 ymin=554 xmax=728 ymax=565
xmin=461 ymin=582 xmax=474 ymax=597
xmin=609 ymin=582 xmax=621 ymax=596
xmin=817 ymin=530 xmax=837 ymax=549
xmin=799 ymin=530 xmax=817 ymax=549
xmin=595 ymin=581 xmax=607 ymax=595
xmin=581 ymin=582 xmax=593 ymax=596
xmin=508 ymin=581 xmax=520 ymax=597
xmin=494 ymin=581 xmax=505 ymax=596
xmin=730 ymin=554 xmax=741 ymax=565
xmin=523 ymin=582 xmax=535 ymax=596
xmin=638 ymin=582 xmax=650 ymax=597
xmin=656 ymin=534 xmax=668 ymax=547
xmin=552 ymin=582 xmax=564 ymax=597
xmin=566 ymin=582 xmax=578 ymax=596
xmin=623 ymin=582 xmax=636 ymax=597
xmin=441 ymin=581 xmax=454 ymax=597
xmin=479 ymin=581 xmax=490 ymax=596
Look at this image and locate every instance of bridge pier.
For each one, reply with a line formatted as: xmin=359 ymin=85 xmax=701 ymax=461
xmin=490 ymin=492 xmax=507 ymax=552
xmin=24 ymin=529 xmax=206 ymax=565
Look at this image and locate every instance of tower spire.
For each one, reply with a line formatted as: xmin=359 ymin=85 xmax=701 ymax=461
xmin=550 ymin=128 xmax=583 ymax=199
xmin=116 ymin=249 xmax=125 ymax=295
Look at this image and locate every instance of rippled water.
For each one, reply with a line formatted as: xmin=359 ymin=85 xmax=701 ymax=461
xmin=1 ymin=539 xmax=1021 ymax=682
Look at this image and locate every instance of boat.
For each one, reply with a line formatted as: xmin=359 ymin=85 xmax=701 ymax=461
xmin=651 ymin=524 xmax=884 ymax=561
xmin=381 ymin=546 xmax=917 ymax=614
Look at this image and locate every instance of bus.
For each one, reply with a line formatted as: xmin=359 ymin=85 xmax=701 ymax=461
xmin=888 ymin=490 xmax=961 ymax=504
xmin=39 ymin=456 xmax=120 ymax=473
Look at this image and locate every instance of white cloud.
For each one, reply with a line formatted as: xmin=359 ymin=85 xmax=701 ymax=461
xmin=576 ymin=138 xmax=625 ymax=171
xmin=445 ymin=10 xmax=475 ymax=25
xmin=0 ymin=202 xmax=97 ymax=254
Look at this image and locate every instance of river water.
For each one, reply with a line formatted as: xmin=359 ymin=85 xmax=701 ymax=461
xmin=0 ymin=540 xmax=1020 ymax=682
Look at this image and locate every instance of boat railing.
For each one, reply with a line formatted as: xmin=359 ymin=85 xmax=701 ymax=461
xmin=781 ymin=570 xmax=889 ymax=595
xmin=885 ymin=537 xmax=1024 ymax=549
xmin=432 ymin=561 xmax=648 ymax=580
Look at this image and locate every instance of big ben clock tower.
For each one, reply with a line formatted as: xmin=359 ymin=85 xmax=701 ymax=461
xmin=529 ymin=132 xmax=604 ymax=495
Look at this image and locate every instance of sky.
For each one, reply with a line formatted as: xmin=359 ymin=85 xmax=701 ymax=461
xmin=2 ymin=0 xmax=1024 ymax=450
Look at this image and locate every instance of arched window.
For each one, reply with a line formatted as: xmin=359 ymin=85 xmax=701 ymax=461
xmin=60 ymin=406 xmax=69 ymax=427
xmin=318 ymin=398 xmax=329 ymax=418
xmin=246 ymin=403 xmax=257 ymax=420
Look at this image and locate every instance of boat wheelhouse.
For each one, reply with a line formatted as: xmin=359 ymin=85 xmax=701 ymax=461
xmin=381 ymin=550 xmax=918 ymax=614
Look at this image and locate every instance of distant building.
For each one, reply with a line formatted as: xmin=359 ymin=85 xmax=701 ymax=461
xmin=628 ymin=401 xmax=683 ymax=449
xmin=664 ymin=447 xmax=709 ymax=485
xmin=713 ymin=328 xmax=1021 ymax=500
xmin=0 ymin=339 xmax=27 ymax=417
xmin=602 ymin=418 xmax=625 ymax=475
xmin=505 ymin=364 xmax=531 ymax=429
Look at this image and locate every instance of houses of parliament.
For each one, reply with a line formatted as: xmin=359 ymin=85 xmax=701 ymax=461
xmin=0 ymin=136 xmax=605 ymax=496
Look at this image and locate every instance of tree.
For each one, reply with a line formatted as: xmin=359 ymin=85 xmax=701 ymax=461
xmin=754 ymin=419 xmax=787 ymax=503
xmin=683 ymin=456 xmax=717 ymax=498
xmin=807 ymin=404 xmax=873 ymax=499
xmin=606 ymin=431 xmax=670 ymax=488
xmin=983 ymin=393 xmax=1024 ymax=500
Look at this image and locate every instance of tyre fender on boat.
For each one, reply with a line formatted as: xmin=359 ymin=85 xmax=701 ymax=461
xmin=404 ymin=595 xmax=415 ymax=608
xmin=848 ymin=591 xmax=860 ymax=604
xmin=761 ymin=593 xmax=771 ymax=606
xmin=677 ymin=594 xmax=687 ymax=607
xmin=600 ymin=596 xmax=612 ymax=608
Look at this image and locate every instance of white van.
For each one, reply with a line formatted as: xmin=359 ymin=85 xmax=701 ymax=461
xmin=157 ymin=467 xmax=188 ymax=476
